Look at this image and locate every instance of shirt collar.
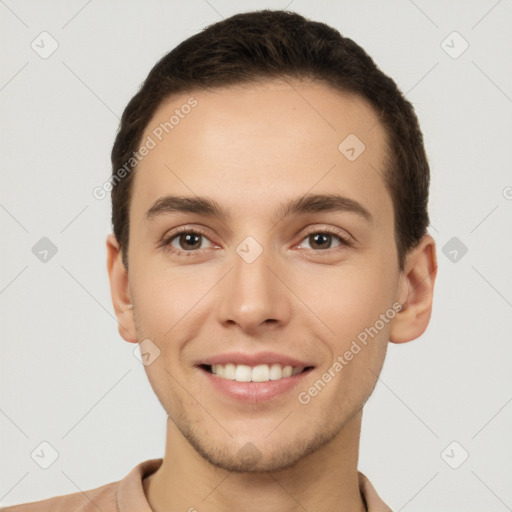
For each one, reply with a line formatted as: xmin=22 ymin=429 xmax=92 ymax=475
xmin=117 ymin=458 xmax=392 ymax=512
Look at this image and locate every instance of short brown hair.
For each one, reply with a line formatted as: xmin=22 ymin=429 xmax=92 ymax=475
xmin=111 ymin=9 xmax=430 ymax=270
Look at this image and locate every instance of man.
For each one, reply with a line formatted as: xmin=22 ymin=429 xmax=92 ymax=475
xmin=3 ymin=9 xmax=436 ymax=512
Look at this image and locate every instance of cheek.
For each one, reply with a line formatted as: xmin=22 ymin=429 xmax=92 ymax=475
xmin=304 ymin=269 xmax=393 ymax=410
xmin=297 ymin=263 xmax=396 ymax=343
xmin=131 ymin=265 xmax=212 ymax=337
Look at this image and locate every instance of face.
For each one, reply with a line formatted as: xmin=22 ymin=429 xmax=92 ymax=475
xmin=118 ymin=80 xmax=406 ymax=472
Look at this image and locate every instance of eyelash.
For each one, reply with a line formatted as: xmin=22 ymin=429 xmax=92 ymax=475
xmin=159 ymin=226 xmax=214 ymax=256
xmin=160 ymin=226 xmax=353 ymax=256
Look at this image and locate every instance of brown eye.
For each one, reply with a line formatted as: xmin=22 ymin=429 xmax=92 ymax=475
xmin=177 ymin=233 xmax=202 ymax=250
xmin=163 ymin=230 xmax=214 ymax=253
xmin=308 ymin=233 xmax=333 ymax=250
xmin=298 ymin=230 xmax=351 ymax=251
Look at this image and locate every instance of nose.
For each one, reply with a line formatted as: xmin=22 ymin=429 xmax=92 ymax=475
xmin=216 ymin=241 xmax=292 ymax=334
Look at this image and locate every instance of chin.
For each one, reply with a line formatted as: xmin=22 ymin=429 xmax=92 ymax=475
xmin=181 ymin=422 xmax=340 ymax=474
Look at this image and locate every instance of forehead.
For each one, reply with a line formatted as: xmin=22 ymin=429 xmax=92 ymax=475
xmin=131 ymin=80 xmax=391 ymax=223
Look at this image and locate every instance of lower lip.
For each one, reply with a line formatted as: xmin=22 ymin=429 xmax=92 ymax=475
xmin=200 ymin=367 xmax=313 ymax=403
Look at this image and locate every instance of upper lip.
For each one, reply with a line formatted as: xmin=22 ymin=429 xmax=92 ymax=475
xmin=198 ymin=351 xmax=314 ymax=368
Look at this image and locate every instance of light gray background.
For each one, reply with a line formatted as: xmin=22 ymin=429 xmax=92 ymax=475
xmin=1 ymin=0 xmax=511 ymax=510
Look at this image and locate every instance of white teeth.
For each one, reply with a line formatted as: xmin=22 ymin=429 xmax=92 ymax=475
xmin=235 ymin=364 xmax=252 ymax=382
xmin=252 ymin=364 xmax=270 ymax=382
xmin=212 ymin=364 xmax=236 ymax=379
xmin=210 ymin=363 xmax=305 ymax=382
xmin=282 ymin=365 xmax=293 ymax=378
xmin=223 ymin=363 xmax=236 ymax=380
xmin=269 ymin=363 xmax=283 ymax=381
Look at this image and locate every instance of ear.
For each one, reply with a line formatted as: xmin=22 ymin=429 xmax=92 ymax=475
xmin=106 ymin=234 xmax=138 ymax=343
xmin=390 ymin=234 xmax=437 ymax=344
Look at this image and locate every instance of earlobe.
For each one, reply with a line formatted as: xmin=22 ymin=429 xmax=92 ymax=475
xmin=106 ymin=234 xmax=138 ymax=343
xmin=390 ymin=234 xmax=437 ymax=344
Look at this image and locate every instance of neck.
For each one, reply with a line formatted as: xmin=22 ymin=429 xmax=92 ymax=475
xmin=144 ymin=412 xmax=366 ymax=512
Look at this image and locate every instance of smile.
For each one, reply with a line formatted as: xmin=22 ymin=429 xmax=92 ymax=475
xmin=203 ymin=363 xmax=311 ymax=382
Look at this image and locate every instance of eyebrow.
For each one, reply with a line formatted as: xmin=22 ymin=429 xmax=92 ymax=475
xmin=145 ymin=193 xmax=373 ymax=223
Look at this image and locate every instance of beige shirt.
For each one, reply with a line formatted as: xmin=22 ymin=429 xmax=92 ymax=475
xmin=1 ymin=459 xmax=392 ymax=511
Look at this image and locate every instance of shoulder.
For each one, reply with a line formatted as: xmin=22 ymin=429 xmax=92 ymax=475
xmin=0 ymin=459 xmax=162 ymax=512
xmin=0 ymin=480 xmax=119 ymax=512
xmin=358 ymin=471 xmax=393 ymax=512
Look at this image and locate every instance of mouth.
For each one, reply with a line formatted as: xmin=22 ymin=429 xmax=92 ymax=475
xmin=199 ymin=363 xmax=314 ymax=382
xmin=196 ymin=351 xmax=316 ymax=402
